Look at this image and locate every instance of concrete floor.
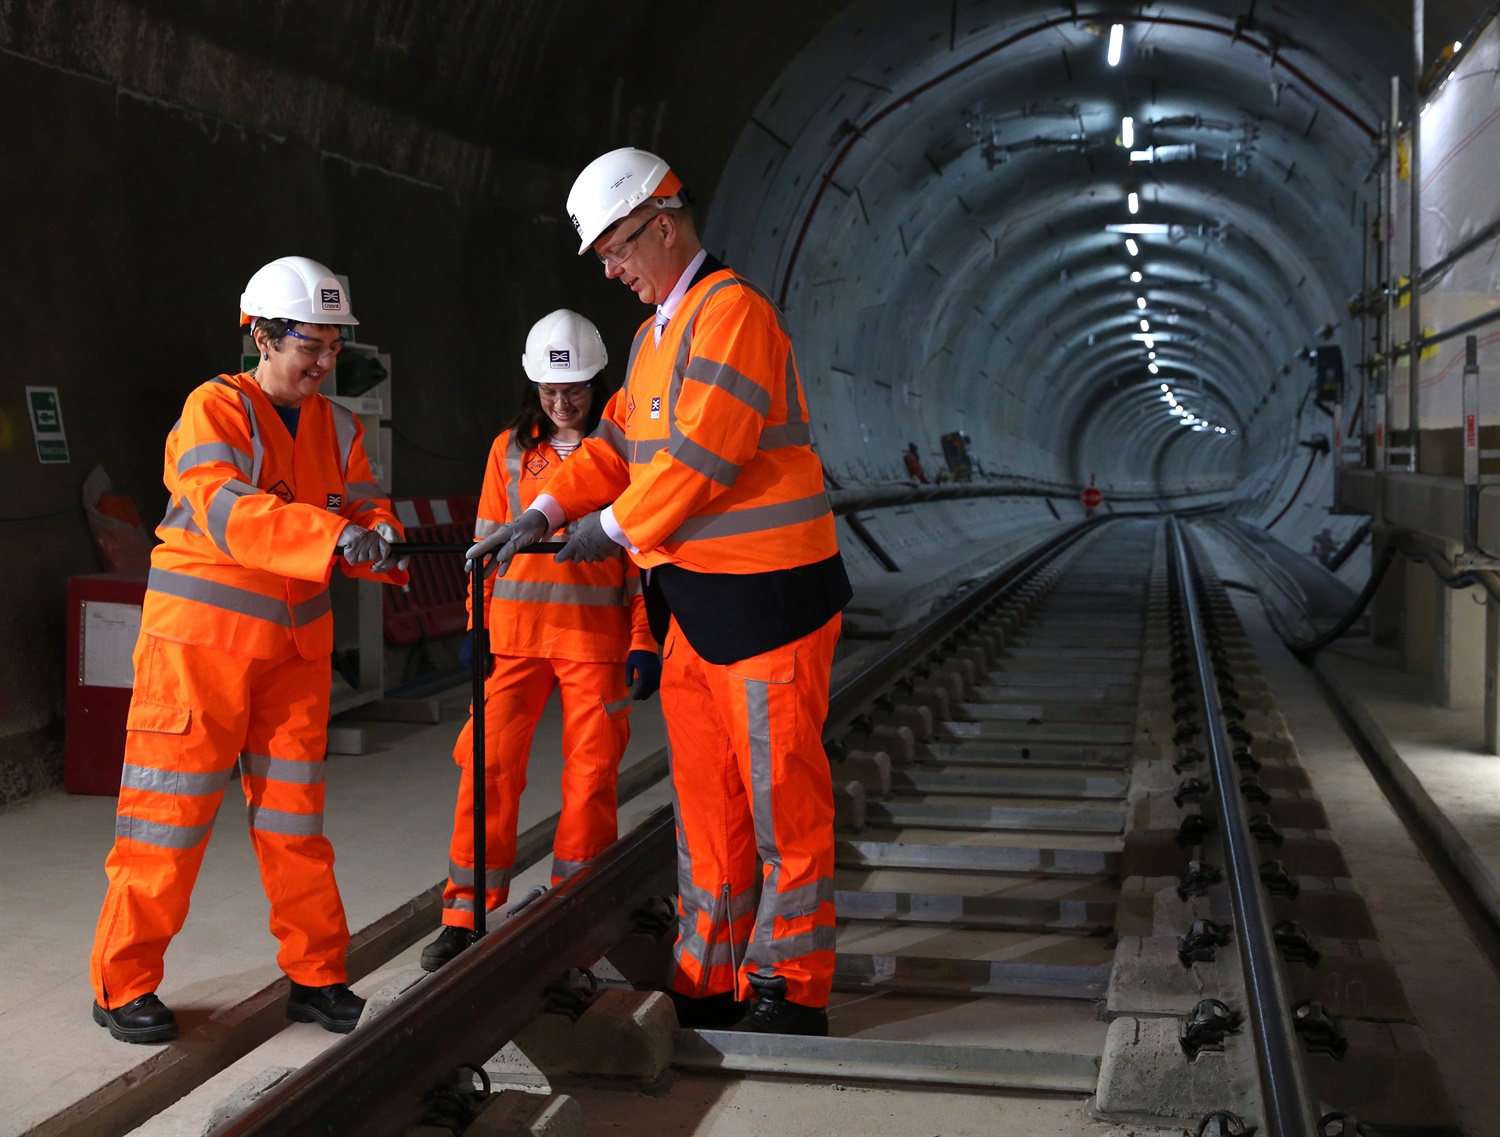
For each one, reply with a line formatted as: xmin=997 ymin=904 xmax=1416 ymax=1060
xmin=0 ymin=683 xmax=668 ymax=1137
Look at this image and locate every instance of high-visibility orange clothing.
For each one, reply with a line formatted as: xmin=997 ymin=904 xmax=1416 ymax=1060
xmin=441 ymin=657 xmax=632 ymax=927
xmin=91 ymin=635 xmax=349 ymax=1007
xmin=144 ymin=371 xmax=407 ymax=659
xmin=442 ymin=428 xmax=653 ymax=928
xmin=661 ymin=613 xmax=840 ymax=1006
xmin=541 ymin=269 xmax=838 ymax=574
xmin=539 ymin=260 xmax=847 ymax=1007
xmin=90 ymin=371 xmax=403 ymax=1010
xmin=472 ymin=430 xmax=653 ymax=661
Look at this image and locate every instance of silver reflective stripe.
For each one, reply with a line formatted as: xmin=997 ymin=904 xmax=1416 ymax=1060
xmin=328 ymin=401 xmax=358 ymax=476
xmin=677 ymin=931 xmax=739 ymax=971
xmin=684 ymin=358 xmax=772 ymax=416
xmin=291 ymin=588 xmax=332 ymax=627
xmin=551 ymin=856 xmax=590 ymax=881
xmin=763 ymin=876 xmax=835 ymax=921
xmin=205 ymin=479 xmax=259 ymax=555
xmin=631 ymin=439 xmax=668 ymax=464
xmin=117 ymin=813 xmax=213 ymax=849
xmin=148 ymin=567 xmax=291 ymax=626
xmin=505 ymin=436 xmax=525 ymax=521
xmin=591 ymin=419 xmax=628 ymax=461
xmin=624 ymin=576 xmax=643 ymax=597
xmin=474 ymin=516 xmax=504 ymax=541
xmin=240 ymin=752 xmax=326 ymax=785
xmin=746 ymin=678 xmax=777 ymax=863
xmin=669 ymin=435 xmax=742 ymax=487
xmin=246 ymin=805 xmax=323 ymax=836
xmin=757 ymin=422 xmax=812 ymax=450
xmin=120 ymin=764 xmax=233 ymax=797
xmin=211 ymin=382 xmax=266 ymax=487
xmin=491 ymin=579 xmax=626 ymax=607
xmin=751 ymin=924 xmax=838 ymax=963
xmin=668 ymin=492 xmax=833 ymax=544
xmin=448 ymin=860 xmax=511 ymax=889
xmin=177 ymin=442 xmax=251 ymax=478
xmin=344 ymin=480 xmax=382 ymax=509
xmin=624 ymin=323 xmax=652 ymax=390
xmin=602 ymin=694 xmax=632 ymax=716
xmin=160 ymin=500 xmax=204 ymax=536
xmin=444 ymin=897 xmax=477 ymax=913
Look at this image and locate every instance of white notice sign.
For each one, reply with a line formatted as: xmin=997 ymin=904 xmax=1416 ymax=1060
xmin=82 ymin=602 xmax=142 ymax=689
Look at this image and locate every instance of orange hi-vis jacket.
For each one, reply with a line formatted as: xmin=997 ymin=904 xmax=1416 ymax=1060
xmin=474 ymin=429 xmax=653 ymax=663
xmin=143 ymin=371 xmax=406 ymax=659
xmin=543 ymin=268 xmax=839 ymax=574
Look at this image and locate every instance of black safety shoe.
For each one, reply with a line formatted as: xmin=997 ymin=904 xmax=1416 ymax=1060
xmin=731 ymin=974 xmax=829 ymax=1036
xmin=420 ymin=925 xmax=477 ymax=972
xmin=92 ymin=993 xmax=179 ymax=1043
xmin=667 ymin=989 xmax=747 ymax=1030
xmin=286 ymin=982 xmax=365 ymax=1034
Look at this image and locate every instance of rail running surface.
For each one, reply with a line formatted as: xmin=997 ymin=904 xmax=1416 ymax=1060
xmin=209 ymin=517 xmax=1460 ymax=1137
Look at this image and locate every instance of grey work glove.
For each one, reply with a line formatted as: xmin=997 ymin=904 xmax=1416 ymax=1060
xmin=466 ymin=508 xmax=550 ymax=578
xmin=337 ymin=522 xmax=390 ymax=567
xmin=370 ymin=521 xmax=409 ymax=574
xmin=554 ymin=510 xmax=619 ymax=564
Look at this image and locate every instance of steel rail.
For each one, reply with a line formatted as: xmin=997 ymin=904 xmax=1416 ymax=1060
xmin=216 ymin=805 xmax=678 ymax=1137
xmin=218 ymin=518 xmax=1113 ymax=1134
xmin=1168 ymin=519 xmax=1320 ymax=1137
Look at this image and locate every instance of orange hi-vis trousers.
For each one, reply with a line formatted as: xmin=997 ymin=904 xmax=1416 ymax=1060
xmin=441 ymin=656 xmax=632 ymax=929
xmin=90 ymin=634 xmax=348 ymax=1010
xmin=661 ymin=613 xmax=840 ymax=1007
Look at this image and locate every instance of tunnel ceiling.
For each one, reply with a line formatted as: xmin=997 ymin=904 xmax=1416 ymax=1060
xmin=9 ymin=0 xmax=1485 ymax=499
xmin=703 ymin=0 xmax=1485 ymax=496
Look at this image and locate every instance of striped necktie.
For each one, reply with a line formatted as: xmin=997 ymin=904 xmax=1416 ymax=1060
xmin=653 ymin=310 xmax=669 ymax=346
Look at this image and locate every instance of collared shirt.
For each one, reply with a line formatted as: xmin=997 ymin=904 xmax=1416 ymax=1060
xmin=654 ymin=248 xmax=708 ymax=346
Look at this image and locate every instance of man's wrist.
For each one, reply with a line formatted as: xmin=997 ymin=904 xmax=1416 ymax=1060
xmin=529 ymin=494 xmax=567 ymax=530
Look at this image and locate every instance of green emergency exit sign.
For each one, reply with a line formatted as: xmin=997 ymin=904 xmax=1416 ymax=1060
xmin=26 ymin=386 xmax=70 ymax=464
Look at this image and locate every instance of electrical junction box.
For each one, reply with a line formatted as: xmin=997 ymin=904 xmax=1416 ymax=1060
xmin=65 ymin=571 xmax=148 ymax=795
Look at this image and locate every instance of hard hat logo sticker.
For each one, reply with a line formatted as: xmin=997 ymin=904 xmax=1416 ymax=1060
xmin=320 ymin=288 xmax=341 ymax=310
xmin=549 ymin=350 xmax=570 ymax=368
xmin=570 ymin=214 xmax=581 ymax=234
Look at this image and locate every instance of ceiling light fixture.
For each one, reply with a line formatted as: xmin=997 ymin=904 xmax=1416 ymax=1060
xmin=1140 ymin=319 xmax=1150 ymax=332
xmin=1137 ymin=297 xmax=1147 ymax=310
xmin=1126 ymin=238 xmax=1140 ymax=256
xmin=1121 ymin=116 xmax=1134 ymax=148
xmin=1148 ymin=363 xmax=1159 ymax=374
xmin=1131 ymin=271 xmax=1142 ymax=283
xmin=1127 ymin=191 xmax=1140 ymax=214
xmin=1107 ymin=24 xmax=1124 ymax=67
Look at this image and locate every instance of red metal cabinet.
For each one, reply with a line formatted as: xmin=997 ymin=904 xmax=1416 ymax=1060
xmin=65 ymin=571 xmax=148 ymax=795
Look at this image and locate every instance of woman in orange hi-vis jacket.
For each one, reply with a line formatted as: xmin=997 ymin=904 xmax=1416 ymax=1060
xmin=89 ymin=257 xmax=408 ymax=1044
xmin=417 ymin=309 xmax=661 ymax=972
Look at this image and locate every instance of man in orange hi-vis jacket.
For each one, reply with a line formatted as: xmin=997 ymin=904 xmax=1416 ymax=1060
xmin=89 ymin=256 xmax=408 ymax=1044
xmin=468 ymin=150 xmax=852 ymax=1036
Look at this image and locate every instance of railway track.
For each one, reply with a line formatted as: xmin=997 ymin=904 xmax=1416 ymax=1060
xmin=196 ymin=517 xmax=1461 ymax=1137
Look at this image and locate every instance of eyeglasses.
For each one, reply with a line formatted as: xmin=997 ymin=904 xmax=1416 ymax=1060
xmin=284 ymin=328 xmax=344 ymax=363
xmin=536 ymin=384 xmax=590 ymax=403
xmin=593 ymin=215 xmax=657 ymax=266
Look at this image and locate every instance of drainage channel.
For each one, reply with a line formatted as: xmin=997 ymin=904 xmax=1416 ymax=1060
xmin=210 ymin=517 xmax=1462 ymax=1136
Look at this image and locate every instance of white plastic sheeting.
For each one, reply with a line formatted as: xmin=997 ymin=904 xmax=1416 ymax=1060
xmin=1388 ymin=16 xmax=1500 ymax=429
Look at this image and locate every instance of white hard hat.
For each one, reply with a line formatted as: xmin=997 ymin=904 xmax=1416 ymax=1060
xmin=566 ymin=148 xmax=684 ymax=254
xmin=522 ymin=309 xmax=608 ymax=383
xmin=239 ymin=256 xmax=359 ymax=326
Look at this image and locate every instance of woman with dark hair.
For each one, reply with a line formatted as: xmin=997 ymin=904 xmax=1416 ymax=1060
xmin=420 ymin=309 xmax=660 ymax=970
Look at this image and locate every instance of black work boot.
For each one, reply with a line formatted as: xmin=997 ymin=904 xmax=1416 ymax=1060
xmin=732 ymin=974 xmax=828 ymax=1036
xmin=286 ymin=981 xmax=365 ymax=1034
xmin=667 ymin=989 xmax=747 ymax=1029
xmin=420 ymin=925 xmax=477 ymax=972
xmin=92 ymin=993 xmax=179 ymax=1043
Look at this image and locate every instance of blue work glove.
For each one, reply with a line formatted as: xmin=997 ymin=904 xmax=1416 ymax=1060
xmin=466 ymin=509 xmax=550 ymax=578
xmin=554 ymin=510 xmax=620 ymax=564
xmin=626 ymin=650 xmax=661 ymax=701
xmin=458 ymin=634 xmax=494 ymax=678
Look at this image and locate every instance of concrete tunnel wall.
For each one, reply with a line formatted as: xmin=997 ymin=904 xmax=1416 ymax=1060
xmin=0 ymin=0 xmax=1484 ymax=801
